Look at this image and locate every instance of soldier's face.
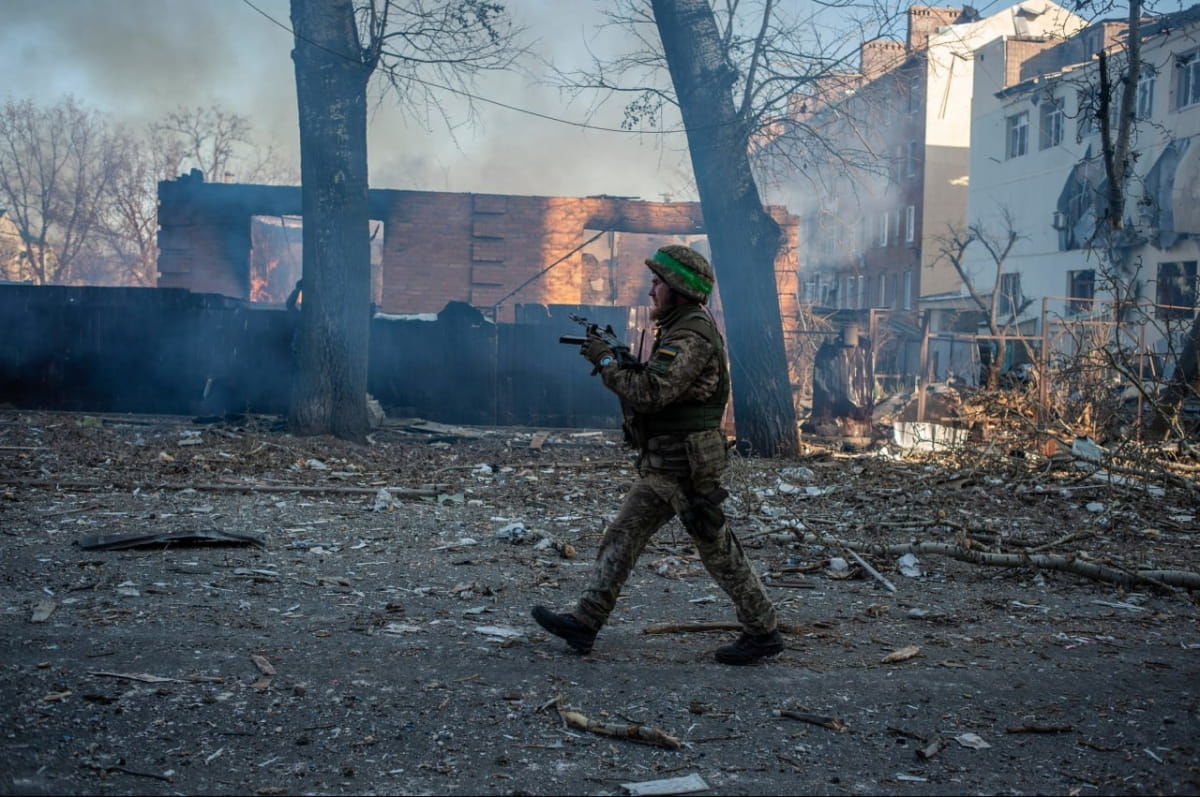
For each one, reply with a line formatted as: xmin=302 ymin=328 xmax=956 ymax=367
xmin=650 ymin=276 xmax=672 ymax=311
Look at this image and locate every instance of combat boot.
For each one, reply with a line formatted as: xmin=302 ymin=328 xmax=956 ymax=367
xmin=531 ymin=606 xmax=597 ymax=654
xmin=714 ymin=630 xmax=784 ymax=665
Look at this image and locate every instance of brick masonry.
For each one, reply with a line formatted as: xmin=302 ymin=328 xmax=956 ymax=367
xmin=157 ymin=175 xmax=802 ymax=391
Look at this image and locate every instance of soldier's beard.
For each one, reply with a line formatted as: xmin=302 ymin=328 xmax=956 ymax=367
xmin=651 ymin=296 xmax=695 ymax=322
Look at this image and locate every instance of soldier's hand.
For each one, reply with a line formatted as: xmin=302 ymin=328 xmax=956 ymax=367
xmin=581 ymin=336 xmax=614 ymax=367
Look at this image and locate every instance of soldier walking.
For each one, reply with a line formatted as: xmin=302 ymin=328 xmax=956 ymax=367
xmin=532 ymin=245 xmax=783 ymax=665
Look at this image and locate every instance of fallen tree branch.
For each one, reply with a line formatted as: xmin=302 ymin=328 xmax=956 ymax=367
xmin=844 ymin=548 xmax=897 ymax=592
xmin=784 ymin=527 xmax=1200 ymax=591
xmin=556 ymin=703 xmax=681 ymax=750
xmin=774 ymin=709 xmax=848 ymax=732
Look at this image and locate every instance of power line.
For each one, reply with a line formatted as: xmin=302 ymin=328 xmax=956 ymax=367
xmin=240 ymin=0 xmax=687 ymax=135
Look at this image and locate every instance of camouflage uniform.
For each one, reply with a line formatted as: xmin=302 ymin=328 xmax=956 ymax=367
xmin=573 ymin=303 xmax=779 ymax=636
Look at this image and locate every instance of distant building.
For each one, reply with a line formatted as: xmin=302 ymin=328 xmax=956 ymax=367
xmin=966 ymin=4 xmax=1200 ymax=355
xmin=756 ymin=2 xmax=1085 ymax=321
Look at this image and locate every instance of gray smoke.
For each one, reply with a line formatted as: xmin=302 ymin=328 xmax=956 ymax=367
xmin=0 ymin=0 xmax=693 ymax=199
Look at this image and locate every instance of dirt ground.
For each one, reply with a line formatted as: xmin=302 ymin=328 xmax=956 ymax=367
xmin=2 ymin=409 xmax=1199 ymax=796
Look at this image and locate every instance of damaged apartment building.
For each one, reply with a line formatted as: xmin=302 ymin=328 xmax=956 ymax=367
xmin=757 ymin=1 xmax=1200 ymax=391
xmin=0 ymin=174 xmax=801 ymax=426
xmin=965 ymin=5 xmax=1200 ymax=371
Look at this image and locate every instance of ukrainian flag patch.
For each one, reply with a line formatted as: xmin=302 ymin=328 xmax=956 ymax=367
xmin=648 ymin=345 xmax=679 ymax=374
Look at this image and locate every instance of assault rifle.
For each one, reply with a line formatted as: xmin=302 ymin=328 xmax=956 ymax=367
xmin=559 ymin=314 xmax=641 ymax=369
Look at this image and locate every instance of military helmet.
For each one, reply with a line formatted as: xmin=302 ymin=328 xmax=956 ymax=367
xmin=645 ymin=244 xmax=714 ymax=303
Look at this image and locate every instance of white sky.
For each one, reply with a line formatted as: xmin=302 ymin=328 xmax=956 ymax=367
xmin=0 ymin=0 xmax=697 ymax=200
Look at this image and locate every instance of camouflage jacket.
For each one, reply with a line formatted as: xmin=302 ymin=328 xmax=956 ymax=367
xmin=598 ymin=304 xmax=724 ymax=416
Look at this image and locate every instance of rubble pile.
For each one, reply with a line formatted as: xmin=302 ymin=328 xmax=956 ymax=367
xmin=1 ymin=409 xmax=1198 ymax=795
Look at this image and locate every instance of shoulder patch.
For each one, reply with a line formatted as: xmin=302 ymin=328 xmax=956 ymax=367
xmin=648 ymin=345 xmax=680 ymax=375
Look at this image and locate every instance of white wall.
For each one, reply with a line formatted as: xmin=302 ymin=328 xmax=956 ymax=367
xmin=967 ymin=18 xmax=1200 ymax=329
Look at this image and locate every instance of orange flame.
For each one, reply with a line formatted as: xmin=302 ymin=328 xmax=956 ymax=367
xmin=250 ymin=258 xmax=280 ymax=303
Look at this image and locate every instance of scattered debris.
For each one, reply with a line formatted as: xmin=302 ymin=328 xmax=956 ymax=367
xmin=1006 ymin=724 xmax=1073 ymax=734
xmin=557 ymin=701 xmax=682 ymax=750
xmin=251 ymin=654 xmax=276 ymax=676
xmin=30 ymin=600 xmax=56 ymax=623
xmin=880 ymin=646 xmax=921 ymax=664
xmin=955 ymin=732 xmax=993 ymax=750
xmin=89 ymin=671 xmax=181 ymax=684
xmin=846 ymin=549 xmax=897 ymax=592
xmin=473 ymin=625 xmax=524 ymax=640
xmin=77 ymin=529 xmax=265 ymax=551
xmin=897 ymin=553 xmax=922 ymax=578
xmin=774 ymin=709 xmax=849 ymax=732
xmin=620 ymin=773 xmax=710 ymax=796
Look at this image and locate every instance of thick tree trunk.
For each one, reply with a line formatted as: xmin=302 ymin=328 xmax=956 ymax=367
xmin=650 ymin=0 xmax=798 ymax=457
xmin=289 ymin=0 xmax=372 ymax=442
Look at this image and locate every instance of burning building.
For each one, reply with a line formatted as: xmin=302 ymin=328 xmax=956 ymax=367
xmin=157 ymin=171 xmax=800 ymax=326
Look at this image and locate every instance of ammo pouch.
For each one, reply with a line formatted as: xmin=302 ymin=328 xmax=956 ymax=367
xmin=643 ymin=435 xmax=690 ymax=472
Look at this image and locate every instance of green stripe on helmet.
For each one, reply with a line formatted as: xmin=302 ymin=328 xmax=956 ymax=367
xmin=651 ymin=249 xmax=713 ymax=295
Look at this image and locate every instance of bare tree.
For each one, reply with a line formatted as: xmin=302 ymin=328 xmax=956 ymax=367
xmin=288 ymin=0 xmax=522 ymax=441
xmin=0 ymin=97 xmax=121 ymax=285
xmin=934 ymin=210 xmax=1032 ymax=388
xmin=88 ymin=106 xmax=291 ymax=289
xmin=151 ymin=104 xmax=295 ymax=185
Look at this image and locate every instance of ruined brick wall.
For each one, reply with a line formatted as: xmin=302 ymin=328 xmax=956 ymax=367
xmin=156 ymin=176 xmax=804 ymax=407
xmin=372 ymin=191 xmax=710 ymax=319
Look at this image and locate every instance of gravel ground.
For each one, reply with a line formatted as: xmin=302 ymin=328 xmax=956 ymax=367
xmin=1 ymin=409 xmax=1198 ymax=796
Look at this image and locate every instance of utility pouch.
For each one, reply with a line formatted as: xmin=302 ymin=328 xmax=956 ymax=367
xmin=684 ymin=428 xmax=728 ymax=490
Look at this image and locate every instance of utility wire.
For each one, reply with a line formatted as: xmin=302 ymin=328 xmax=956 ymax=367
xmin=241 ymin=0 xmax=688 ymax=135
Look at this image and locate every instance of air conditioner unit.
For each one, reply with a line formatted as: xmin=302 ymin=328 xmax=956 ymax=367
xmin=1051 ymin=211 xmax=1068 ymax=230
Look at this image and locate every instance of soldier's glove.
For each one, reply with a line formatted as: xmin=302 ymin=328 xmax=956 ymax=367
xmin=581 ymin=336 xmax=615 ymax=370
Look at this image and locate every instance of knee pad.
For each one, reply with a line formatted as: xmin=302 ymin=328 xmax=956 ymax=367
xmin=680 ymin=489 xmax=728 ymax=543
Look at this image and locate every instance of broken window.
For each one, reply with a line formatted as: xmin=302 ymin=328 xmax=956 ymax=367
xmin=249 ymin=215 xmax=303 ymax=305
xmin=248 ymin=216 xmax=384 ymax=306
xmin=1155 ymin=260 xmax=1197 ymax=319
xmin=1067 ymin=269 xmax=1095 ymax=316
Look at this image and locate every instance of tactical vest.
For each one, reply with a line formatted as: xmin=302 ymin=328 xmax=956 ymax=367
xmin=640 ymin=306 xmax=730 ymax=438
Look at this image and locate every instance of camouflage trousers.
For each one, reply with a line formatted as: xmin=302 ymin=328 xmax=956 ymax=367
xmin=575 ymin=470 xmax=778 ymax=636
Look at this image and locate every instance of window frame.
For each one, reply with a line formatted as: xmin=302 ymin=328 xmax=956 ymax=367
xmin=1039 ymin=97 xmax=1065 ymax=150
xmin=904 ymin=205 xmax=916 ymax=243
xmin=1136 ymin=69 xmax=1156 ymax=119
xmin=999 ymin=272 xmax=1023 ymax=318
xmin=1178 ymin=51 xmax=1200 ymax=110
xmin=1067 ymin=269 xmax=1095 ymax=316
xmin=1006 ymin=111 xmax=1030 ymax=158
